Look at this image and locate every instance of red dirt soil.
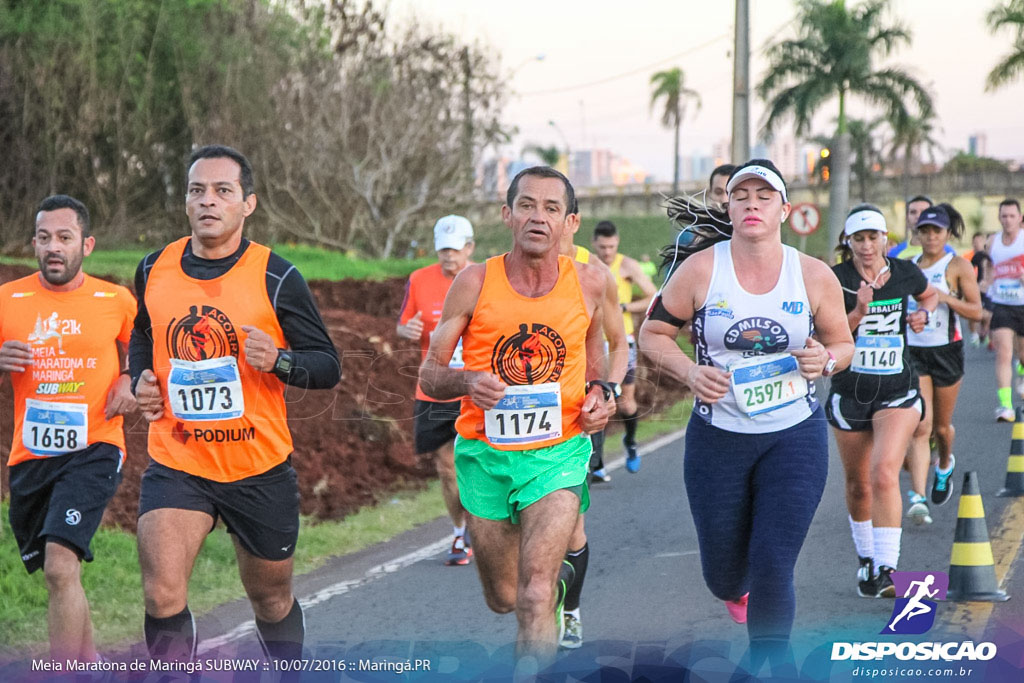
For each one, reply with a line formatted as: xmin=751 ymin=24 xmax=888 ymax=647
xmin=0 ymin=263 xmax=685 ymax=532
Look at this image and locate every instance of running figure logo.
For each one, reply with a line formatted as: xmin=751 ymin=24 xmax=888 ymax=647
xmin=166 ymin=304 xmax=240 ymax=361
xmin=28 ymin=312 xmax=66 ymax=354
xmin=491 ymin=323 xmax=566 ymax=385
xmin=881 ymin=571 xmax=948 ymax=635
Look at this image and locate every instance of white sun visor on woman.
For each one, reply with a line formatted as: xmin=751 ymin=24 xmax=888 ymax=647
xmin=725 ymin=165 xmax=788 ymax=203
xmin=844 ymin=210 xmax=888 ymax=235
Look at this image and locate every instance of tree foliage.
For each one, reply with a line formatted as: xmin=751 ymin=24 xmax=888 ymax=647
xmin=649 ymin=67 xmax=700 ymax=195
xmin=986 ymin=0 xmax=1024 ymax=91
xmin=0 ymin=0 xmax=506 ymax=257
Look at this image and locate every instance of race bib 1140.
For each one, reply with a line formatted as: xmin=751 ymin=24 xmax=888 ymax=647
xmin=852 ymin=335 xmax=904 ymax=375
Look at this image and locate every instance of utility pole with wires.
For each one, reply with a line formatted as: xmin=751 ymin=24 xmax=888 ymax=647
xmin=731 ymin=0 xmax=750 ymax=163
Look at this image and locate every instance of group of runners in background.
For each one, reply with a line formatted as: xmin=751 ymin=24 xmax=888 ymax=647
xmin=3 ymin=146 xmax=1022 ymax=674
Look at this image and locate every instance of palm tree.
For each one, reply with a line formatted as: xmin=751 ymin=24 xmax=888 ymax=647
xmin=523 ymin=144 xmax=562 ymax=167
xmin=847 ymin=117 xmax=886 ymax=201
xmin=887 ymin=109 xmax=942 ymax=201
xmin=757 ymin=0 xmax=933 ymax=249
xmin=986 ymin=0 xmax=1024 ymax=91
xmin=649 ymin=67 xmax=701 ymax=196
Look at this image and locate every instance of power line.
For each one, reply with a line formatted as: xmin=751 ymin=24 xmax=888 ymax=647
xmin=516 ymin=33 xmax=731 ymax=97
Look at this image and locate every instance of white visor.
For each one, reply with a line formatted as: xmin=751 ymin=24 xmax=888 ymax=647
xmin=844 ymin=210 xmax=887 ymax=236
xmin=725 ymin=165 xmax=788 ymax=203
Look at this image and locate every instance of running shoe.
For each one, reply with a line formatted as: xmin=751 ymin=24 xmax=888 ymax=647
xmin=556 ymin=560 xmax=575 ymax=644
xmin=560 ymin=612 xmax=582 ymax=649
xmin=590 ymin=468 xmax=611 ymax=483
xmin=996 ymin=406 xmax=1016 ymax=423
xmin=724 ymin=593 xmax=749 ymax=624
xmin=624 ymin=438 xmax=641 ymax=473
xmin=857 ymin=556 xmax=877 ymax=598
xmin=445 ymin=535 xmax=472 ymax=566
xmin=875 ymin=565 xmax=896 ymax=598
xmin=907 ymin=492 xmax=933 ymax=526
xmin=931 ymin=454 xmax=956 ymax=506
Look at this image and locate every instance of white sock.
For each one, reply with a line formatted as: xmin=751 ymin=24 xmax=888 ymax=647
xmin=937 ymin=455 xmax=955 ymax=475
xmin=849 ymin=516 xmax=874 ymax=560
xmin=566 ymin=608 xmax=580 ymax=619
xmin=453 ymin=524 xmax=466 ymax=537
xmin=873 ymin=526 xmax=902 ymax=569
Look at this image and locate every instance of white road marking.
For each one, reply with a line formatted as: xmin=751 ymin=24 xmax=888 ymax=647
xmin=198 ymin=429 xmax=686 ymax=652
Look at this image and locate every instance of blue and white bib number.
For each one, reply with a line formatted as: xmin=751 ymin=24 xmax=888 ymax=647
xmin=23 ymin=399 xmax=88 ymax=456
xmin=449 ymin=338 xmax=465 ymax=369
xmin=729 ymin=353 xmax=808 ymax=417
xmin=484 ymin=382 xmax=562 ymax=445
xmin=168 ymin=357 xmax=245 ymax=421
xmin=994 ymin=279 xmax=1024 ymax=304
xmin=852 ymin=335 xmax=904 ymax=374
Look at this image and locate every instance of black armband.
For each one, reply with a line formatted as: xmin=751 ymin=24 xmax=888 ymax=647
xmin=646 ymin=294 xmax=688 ymax=328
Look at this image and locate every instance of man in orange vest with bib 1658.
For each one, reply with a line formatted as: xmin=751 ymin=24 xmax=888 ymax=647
xmin=0 ymin=194 xmax=137 ymax=664
xmin=130 ymin=145 xmax=340 ymax=665
xmin=419 ymin=166 xmax=616 ymax=662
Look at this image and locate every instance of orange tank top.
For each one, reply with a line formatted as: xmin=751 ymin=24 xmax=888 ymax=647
xmin=399 ymin=262 xmax=458 ymax=401
xmin=145 ymin=238 xmax=293 ymax=482
xmin=455 ymin=254 xmax=590 ymax=450
xmin=0 ymin=274 xmax=135 ymax=466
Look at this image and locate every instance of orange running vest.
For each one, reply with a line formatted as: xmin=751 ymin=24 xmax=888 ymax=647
xmin=145 ymin=238 xmax=293 ymax=482
xmin=455 ymin=254 xmax=590 ymax=450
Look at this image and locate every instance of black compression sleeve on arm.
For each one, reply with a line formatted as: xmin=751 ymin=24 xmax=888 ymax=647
xmin=266 ymin=254 xmax=341 ymax=390
xmin=128 ymin=251 xmax=161 ymax=395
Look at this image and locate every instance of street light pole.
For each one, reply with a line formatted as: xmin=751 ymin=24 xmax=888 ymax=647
xmin=731 ymin=0 xmax=750 ymax=163
xmin=548 ymin=120 xmax=571 ymax=178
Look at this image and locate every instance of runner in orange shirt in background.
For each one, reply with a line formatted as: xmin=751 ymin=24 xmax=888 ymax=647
xmin=0 ymin=195 xmax=136 ymax=664
xmin=396 ymin=215 xmax=475 ymax=564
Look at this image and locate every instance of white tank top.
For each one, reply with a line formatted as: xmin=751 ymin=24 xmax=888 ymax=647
xmin=692 ymin=241 xmax=817 ymax=433
xmin=988 ymin=230 xmax=1024 ymax=306
xmin=909 ymin=252 xmax=961 ymax=347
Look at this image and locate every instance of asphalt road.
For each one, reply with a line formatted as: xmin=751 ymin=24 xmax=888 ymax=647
xmin=9 ymin=344 xmax=1018 ymax=681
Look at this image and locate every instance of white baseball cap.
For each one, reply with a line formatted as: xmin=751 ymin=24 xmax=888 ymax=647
xmin=844 ymin=208 xmax=888 ymax=235
xmin=433 ymin=215 xmax=474 ymax=251
xmin=725 ymin=162 xmax=788 ymax=203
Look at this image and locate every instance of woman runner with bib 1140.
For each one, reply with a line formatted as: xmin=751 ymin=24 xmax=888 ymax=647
xmin=640 ymin=159 xmax=853 ymax=676
xmin=905 ymin=204 xmax=982 ymax=524
xmin=826 ymin=204 xmax=938 ymax=599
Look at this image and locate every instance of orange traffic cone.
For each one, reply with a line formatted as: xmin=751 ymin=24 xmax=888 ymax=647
xmin=946 ymin=471 xmax=1009 ymax=601
xmin=997 ymin=408 xmax=1024 ymax=497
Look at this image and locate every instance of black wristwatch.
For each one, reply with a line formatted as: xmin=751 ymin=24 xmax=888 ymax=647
xmin=586 ymin=380 xmax=617 ymax=401
xmin=273 ymin=350 xmax=294 ymax=377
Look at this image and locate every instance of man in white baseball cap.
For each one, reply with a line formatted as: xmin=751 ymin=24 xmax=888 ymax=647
xmin=397 ymin=214 xmax=475 ymax=565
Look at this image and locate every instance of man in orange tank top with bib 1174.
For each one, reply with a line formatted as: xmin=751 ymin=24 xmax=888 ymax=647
xmin=419 ymin=166 xmax=616 ymax=663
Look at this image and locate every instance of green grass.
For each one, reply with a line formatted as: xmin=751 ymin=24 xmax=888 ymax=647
xmin=0 ymin=245 xmax=436 ymax=284
xmin=0 ymin=481 xmax=447 ymax=656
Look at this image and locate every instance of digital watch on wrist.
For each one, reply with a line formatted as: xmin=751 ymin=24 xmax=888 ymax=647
xmin=586 ymin=380 xmax=616 ymax=401
xmin=273 ymin=350 xmax=294 ymax=376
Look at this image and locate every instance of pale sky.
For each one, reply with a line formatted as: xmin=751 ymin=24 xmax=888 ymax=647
xmin=390 ymin=0 xmax=1023 ymax=182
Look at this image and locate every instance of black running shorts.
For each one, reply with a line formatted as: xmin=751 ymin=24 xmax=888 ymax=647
xmin=991 ymin=303 xmax=1024 ymax=336
xmin=138 ymin=457 xmax=300 ymax=561
xmin=413 ymin=399 xmax=460 ymax=454
xmin=825 ymin=388 xmax=925 ymax=432
xmin=8 ymin=442 xmax=124 ymax=573
xmin=909 ymin=341 xmax=965 ymax=388
xmin=623 ymin=339 xmax=639 ymax=386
